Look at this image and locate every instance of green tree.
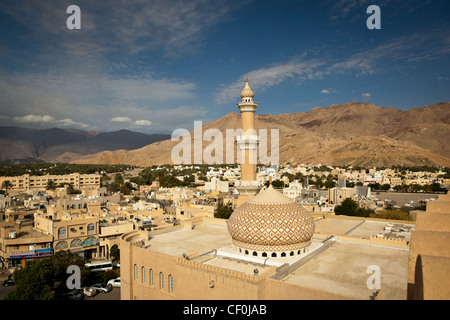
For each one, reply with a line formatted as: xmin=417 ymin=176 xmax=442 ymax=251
xmin=110 ymin=244 xmax=120 ymax=261
xmin=334 ymin=198 xmax=359 ymax=216
xmin=5 ymin=250 xmax=90 ymax=300
xmin=371 ymin=209 xmax=411 ymax=221
xmin=264 ymin=179 xmax=285 ymax=188
xmin=46 ymin=179 xmax=57 ymax=191
xmin=324 ymin=179 xmax=336 ymax=189
xmin=214 ymin=198 xmax=234 ymax=219
xmin=1 ymin=180 xmax=13 ymax=195
xmin=334 ymin=198 xmax=374 ymax=217
xmin=114 ymin=173 xmax=124 ymax=185
xmin=5 ymin=258 xmax=55 ymax=300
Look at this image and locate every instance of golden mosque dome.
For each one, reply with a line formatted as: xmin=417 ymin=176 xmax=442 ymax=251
xmin=240 ymin=77 xmax=254 ymax=99
xmin=227 ymin=185 xmax=315 ymax=257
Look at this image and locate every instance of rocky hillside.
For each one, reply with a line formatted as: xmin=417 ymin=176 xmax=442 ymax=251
xmin=71 ymin=102 xmax=450 ymax=167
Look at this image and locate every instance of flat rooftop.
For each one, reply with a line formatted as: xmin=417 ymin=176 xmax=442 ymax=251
xmin=279 ymin=241 xmax=409 ymax=300
xmin=144 ymin=219 xmax=410 ymax=299
xmin=145 ymin=224 xmax=232 ymax=257
xmin=314 ymin=216 xmax=413 ymax=241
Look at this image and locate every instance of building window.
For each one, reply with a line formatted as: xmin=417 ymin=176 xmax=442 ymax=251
xmin=58 ymin=227 xmax=67 ymax=239
xmin=160 ymin=272 xmax=164 ymax=290
xmin=55 ymin=241 xmax=68 ymax=250
xmin=70 ymin=238 xmax=82 ymax=248
xmin=169 ymin=274 xmax=174 ymax=293
xmin=142 ymin=267 xmax=146 ymax=283
xmin=87 ymin=223 xmax=95 ymax=235
xmin=150 ymin=269 xmax=154 ymax=286
xmin=134 ymin=265 xmax=138 ymax=281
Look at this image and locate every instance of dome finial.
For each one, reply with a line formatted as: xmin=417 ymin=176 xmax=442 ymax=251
xmin=240 ymin=77 xmax=254 ymax=100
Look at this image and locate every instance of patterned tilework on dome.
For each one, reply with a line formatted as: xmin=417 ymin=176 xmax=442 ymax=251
xmin=227 ymin=185 xmax=315 ymax=254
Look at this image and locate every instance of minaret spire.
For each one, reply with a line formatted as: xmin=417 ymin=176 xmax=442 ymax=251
xmin=235 ymin=77 xmax=263 ymax=207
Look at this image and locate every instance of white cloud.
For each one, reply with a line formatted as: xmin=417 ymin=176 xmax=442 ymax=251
xmin=214 ymin=26 xmax=450 ymax=104
xmin=215 ymin=57 xmax=324 ymax=104
xmin=111 ymin=117 xmax=132 ymax=122
xmin=362 ymin=93 xmax=372 ymax=99
xmin=133 ymin=120 xmax=152 ymax=127
xmin=57 ymin=118 xmax=89 ymax=129
xmin=12 ymin=114 xmax=55 ymax=123
xmin=321 ymin=88 xmax=337 ymax=94
xmin=0 ymin=0 xmax=241 ymax=58
xmin=10 ymin=114 xmax=89 ymax=129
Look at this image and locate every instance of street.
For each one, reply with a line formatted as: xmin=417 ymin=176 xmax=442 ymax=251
xmin=87 ymin=287 xmax=121 ymax=300
xmin=0 ymin=284 xmax=121 ymax=300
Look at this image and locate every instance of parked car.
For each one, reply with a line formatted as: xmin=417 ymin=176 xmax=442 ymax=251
xmin=107 ymin=277 xmax=121 ymax=288
xmin=62 ymin=289 xmax=83 ymax=300
xmin=92 ymin=283 xmax=112 ymax=293
xmin=82 ymin=286 xmax=98 ymax=297
xmin=2 ymin=277 xmax=14 ymax=287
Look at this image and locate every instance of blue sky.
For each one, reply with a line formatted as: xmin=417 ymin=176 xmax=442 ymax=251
xmin=0 ymin=0 xmax=449 ymax=134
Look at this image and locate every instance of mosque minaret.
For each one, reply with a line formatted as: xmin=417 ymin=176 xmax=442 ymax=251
xmin=228 ymin=78 xmax=315 ymax=258
xmin=235 ymin=77 xmax=264 ymax=206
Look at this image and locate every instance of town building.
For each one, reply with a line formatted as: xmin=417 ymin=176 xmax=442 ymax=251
xmin=0 ymin=173 xmax=100 ymax=193
xmin=204 ymin=177 xmax=229 ymax=193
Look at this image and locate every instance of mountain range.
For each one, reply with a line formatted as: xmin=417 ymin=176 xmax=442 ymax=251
xmin=0 ymin=126 xmax=170 ymax=163
xmin=70 ymin=102 xmax=450 ymax=168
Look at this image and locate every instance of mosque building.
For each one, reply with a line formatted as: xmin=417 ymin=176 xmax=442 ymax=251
xmin=229 ymin=77 xmax=315 ymax=258
xmin=118 ymin=79 xmax=431 ymax=300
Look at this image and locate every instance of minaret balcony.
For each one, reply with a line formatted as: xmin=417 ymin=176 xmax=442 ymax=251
xmin=236 ymin=135 xmax=259 ymax=150
xmin=237 ymin=102 xmax=258 ymax=112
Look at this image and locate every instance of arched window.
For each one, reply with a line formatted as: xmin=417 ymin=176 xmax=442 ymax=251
xmin=134 ymin=264 xmax=138 ymax=281
xmin=271 ymin=252 xmax=277 ymax=258
xmin=281 ymin=252 xmax=286 ymax=257
xmin=262 ymin=252 xmax=267 ymax=257
xmin=253 ymin=251 xmax=257 ymax=256
xmin=70 ymin=238 xmax=82 ymax=248
xmin=142 ymin=267 xmax=146 ymax=283
xmin=160 ymin=272 xmax=164 ymax=290
xmin=58 ymin=227 xmax=66 ymax=239
xmin=150 ymin=269 xmax=154 ymax=286
xmin=169 ymin=274 xmax=174 ymax=293
xmin=55 ymin=241 xmax=68 ymax=250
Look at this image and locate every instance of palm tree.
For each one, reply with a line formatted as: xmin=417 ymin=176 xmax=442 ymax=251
xmin=1 ymin=180 xmax=13 ymax=195
xmin=46 ymin=179 xmax=57 ymax=191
